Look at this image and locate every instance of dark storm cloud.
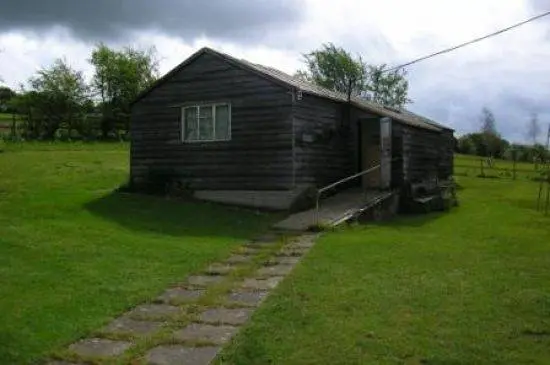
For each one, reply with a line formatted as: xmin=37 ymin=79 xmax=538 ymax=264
xmin=0 ymin=0 xmax=304 ymax=43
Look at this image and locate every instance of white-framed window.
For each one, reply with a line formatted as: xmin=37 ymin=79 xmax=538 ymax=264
xmin=181 ymin=103 xmax=231 ymax=142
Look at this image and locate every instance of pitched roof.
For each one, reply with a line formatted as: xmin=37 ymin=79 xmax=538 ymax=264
xmin=133 ymin=47 xmax=452 ymax=132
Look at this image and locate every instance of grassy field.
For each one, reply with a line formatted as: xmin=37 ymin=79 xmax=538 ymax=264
xmin=2 ymin=145 xmax=549 ymax=364
xmin=220 ymin=161 xmax=550 ymax=364
xmin=0 ymin=142 xmax=276 ymax=364
xmin=454 ymin=153 xmax=546 ymax=180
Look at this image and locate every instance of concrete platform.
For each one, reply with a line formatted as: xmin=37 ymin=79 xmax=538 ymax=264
xmin=193 ymin=188 xmax=307 ymax=210
xmin=273 ymin=189 xmax=393 ymax=231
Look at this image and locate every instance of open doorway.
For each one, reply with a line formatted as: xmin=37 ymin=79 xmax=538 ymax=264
xmin=358 ymin=118 xmax=381 ymax=189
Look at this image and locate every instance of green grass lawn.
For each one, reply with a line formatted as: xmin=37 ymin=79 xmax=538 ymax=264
xmin=220 ymin=177 xmax=550 ymax=364
xmin=0 ymin=142 xmax=276 ymax=364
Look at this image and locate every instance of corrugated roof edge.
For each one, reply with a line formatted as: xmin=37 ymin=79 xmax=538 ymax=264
xmin=131 ymin=47 xmax=452 ymax=132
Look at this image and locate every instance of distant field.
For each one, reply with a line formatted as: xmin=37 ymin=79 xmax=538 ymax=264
xmin=454 ymin=153 xmax=545 ymax=180
xmin=0 ymin=112 xmax=21 ymax=136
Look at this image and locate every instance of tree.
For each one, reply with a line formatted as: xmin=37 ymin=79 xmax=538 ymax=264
xmin=298 ymin=43 xmax=411 ymax=107
xmin=480 ymin=107 xmax=497 ymax=135
xmin=363 ymin=64 xmax=410 ymax=107
xmin=0 ymin=86 xmax=16 ymax=112
xmin=457 ymin=135 xmax=475 ymax=155
xmin=301 ymin=43 xmax=366 ymax=99
xmin=15 ymin=58 xmax=90 ymax=139
xmin=458 ymin=132 xmax=509 ymax=159
xmin=479 ymin=107 xmax=501 ymax=157
xmin=527 ymin=112 xmax=541 ymax=145
xmin=90 ymin=44 xmax=159 ymax=138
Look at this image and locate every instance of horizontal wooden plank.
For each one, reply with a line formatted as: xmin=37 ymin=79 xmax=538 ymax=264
xmin=131 ymin=51 xmax=295 ymax=191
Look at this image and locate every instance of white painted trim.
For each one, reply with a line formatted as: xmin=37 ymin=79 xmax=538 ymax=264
xmin=181 ymin=103 xmax=231 ymax=143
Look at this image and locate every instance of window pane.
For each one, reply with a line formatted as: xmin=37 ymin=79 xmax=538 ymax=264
xmin=184 ymin=107 xmax=198 ymax=141
xmin=215 ymin=105 xmax=230 ymax=140
xmin=198 ymin=106 xmax=214 ymax=140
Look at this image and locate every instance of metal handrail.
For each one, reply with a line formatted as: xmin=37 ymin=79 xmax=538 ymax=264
xmin=314 ymin=164 xmax=381 ymax=226
xmin=318 ymin=165 xmax=381 ymax=195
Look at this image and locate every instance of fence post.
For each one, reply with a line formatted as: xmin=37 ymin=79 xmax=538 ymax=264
xmin=545 ymin=179 xmax=550 ymax=215
xmin=513 ymin=154 xmax=517 ymax=180
xmin=10 ymin=113 xmax=17 ymax=139
xmin=480 ymin=158 xmax=484 ymax=177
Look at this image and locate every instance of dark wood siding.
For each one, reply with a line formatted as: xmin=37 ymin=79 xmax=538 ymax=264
xmin=401 ymin=125 xmax=454 ymax=183
xmin=131 ymin=53 xmax=294 ymax=190
xmin=391 ymin=122 xmax=405 ymax=188
xmin=292 ymin=94 xmax=354 ymax=187
xmin=439 ymin=129 xmax=455 ymax=178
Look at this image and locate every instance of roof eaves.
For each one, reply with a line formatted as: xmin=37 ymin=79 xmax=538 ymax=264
xmin=131 ymin=46 xmax=451 ymax=133
xmin=131 ymin=47 xmax=295 ymax=106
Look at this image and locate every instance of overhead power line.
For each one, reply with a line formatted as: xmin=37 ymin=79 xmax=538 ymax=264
xmin=384 ymin=10 xmax=550 ymax=72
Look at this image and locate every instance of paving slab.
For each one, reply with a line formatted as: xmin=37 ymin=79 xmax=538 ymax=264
xmin=204 ymin=263 xmax=235 ymax=275
xmin=240 ymin=277 xmax=283 ymax=291
xmin=187 ymin=275 xmax=224 ymax=286
xmin=288 ymin=237 xmax=316 ymax=249
xmin=225 ymin=254 xmax=252 ymax=264
xmin=68 ymin=338 xmax=131 ymax=358
xmin=199 ymin=308 xmax=253 ymax=325
xmin=157 ymin=288 xmax=205 ymax=304
xmin=276 ymin=256 xmax=302 ymax=265
xmin=263 ymin=256 xmax=301 ymax=266
xmin=256 ymin=264 xmax=294 ymax=277
xmin=128 ymin=304 xmax=181 ymax=320
xmin=277 ymin=247 xmax=307 ymax=257
xmin=225 ymin=290 xmax=268 ymax=306
xmin=146 ymin=345 xmax=219 ymax=365
xmin=174 ymin=323 xmax=239 ymax=345
xmin=101 ymin=316 xmax=164 ymax=337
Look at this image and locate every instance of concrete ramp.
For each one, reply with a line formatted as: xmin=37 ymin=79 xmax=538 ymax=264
xmin=273 ymin=189 xmax=394 ymax=231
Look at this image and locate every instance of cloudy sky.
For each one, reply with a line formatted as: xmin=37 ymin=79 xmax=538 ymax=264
xmin=1 ymin=0 xmax=549 ymax=142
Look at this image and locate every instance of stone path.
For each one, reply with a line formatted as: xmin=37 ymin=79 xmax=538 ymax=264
xmin=46 ymin=231 xmax=318 ymax=365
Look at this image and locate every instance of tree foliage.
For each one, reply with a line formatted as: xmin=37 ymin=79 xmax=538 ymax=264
xmin=480 ymin=107 xmax=497 ymax=135
xmin=12 ymin=59 xmax=90 ymax=139
xmin=4 ymin=44 xmax=158 ymax=141
xmin=298 ymin=43 xmax=411 ymax=108
xmin=457 ymin=132 xmax=509 ymax=159
xmin=364 ymin=64 xmax=410 ymax=107
xmin=301 ymin=43 xmax=366 ymax=98
xmin=90 ymin=44 xmax=159 ymax=137
xmin=0 ymin=86 xmax=16 ymax=112
xmin=478 ymin=107 xmax=501 ymax=157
